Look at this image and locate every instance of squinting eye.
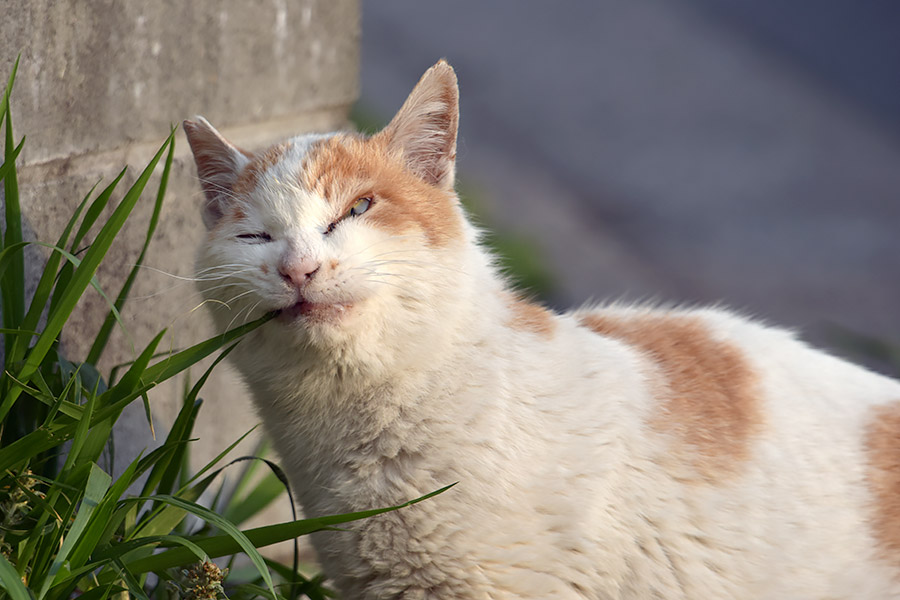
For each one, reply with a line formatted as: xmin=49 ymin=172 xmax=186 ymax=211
xmin=236 ymin=232 xmax=272 ymax=244
xmin=324 ymin=197 xmax=374 ymax=236
xmin=349 ymin=197 xmax=372 ymax=217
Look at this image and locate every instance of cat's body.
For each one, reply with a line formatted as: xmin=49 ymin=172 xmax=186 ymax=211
xmin=184 ymin=61 xmax=900 ymax=599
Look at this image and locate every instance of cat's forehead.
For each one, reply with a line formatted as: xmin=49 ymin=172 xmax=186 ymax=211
xmin=239 ymin=133 xmax=335 ymax=190
xmin=234 ymin=132 xmax=369 ymax=200
xmin=284 ymin=132 xmax=335 ymax=164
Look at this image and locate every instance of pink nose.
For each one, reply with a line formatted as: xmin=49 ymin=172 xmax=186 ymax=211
xmin=279 ymin=255 xmax=320 ymax=289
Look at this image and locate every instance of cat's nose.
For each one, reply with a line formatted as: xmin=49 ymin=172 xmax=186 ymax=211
xmin=278 ymin=256 xmax=320 ymax=289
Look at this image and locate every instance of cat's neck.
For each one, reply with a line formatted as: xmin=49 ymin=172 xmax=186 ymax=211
xmin=240 ymin=270 xmax=514 ymax=509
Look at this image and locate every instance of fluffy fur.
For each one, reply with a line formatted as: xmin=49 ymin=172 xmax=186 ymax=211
xmin=184 ymin=61 xmax=900 ymax=599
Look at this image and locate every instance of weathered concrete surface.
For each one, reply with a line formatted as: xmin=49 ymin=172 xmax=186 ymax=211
xmin=1 ymin=2 xmax=358 ymax=164
xmin=1 ymin=0 xmax=359 ymax=534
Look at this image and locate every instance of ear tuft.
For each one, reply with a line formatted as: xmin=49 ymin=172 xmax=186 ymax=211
xmin=376 ymin=60 xmax=459 ymax=191
xmin=183 ymin=117 xmax=251 ymax=229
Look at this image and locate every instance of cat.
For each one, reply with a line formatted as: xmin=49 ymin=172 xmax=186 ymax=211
xmin=183 ymin=60 xmax=900 ymax=599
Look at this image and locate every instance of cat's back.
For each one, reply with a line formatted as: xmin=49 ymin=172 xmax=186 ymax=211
xmin=524 ymin=302 xmax=900 ymax=597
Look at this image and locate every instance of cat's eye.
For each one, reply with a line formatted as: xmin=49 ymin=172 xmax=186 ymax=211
xmin=236 ymin=232 xmax=272 ymax=244
xmin=349 ymin=197 xmax=372 ymax=217
xmin=324 ymin=197 xmax=374 ymax=236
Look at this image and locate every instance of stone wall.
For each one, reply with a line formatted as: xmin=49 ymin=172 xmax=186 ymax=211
xmin=1 ymin=0 xmax=359 ymax=527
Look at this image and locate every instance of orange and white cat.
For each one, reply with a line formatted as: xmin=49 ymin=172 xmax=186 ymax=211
xmin=184 ymin=61 xmax=900 ymax=599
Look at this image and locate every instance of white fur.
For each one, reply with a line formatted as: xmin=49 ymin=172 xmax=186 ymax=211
xmin=196 ymin=161 xmax=900 ymax=598
xmin=188 ymin=67 xmax=900 ymax=599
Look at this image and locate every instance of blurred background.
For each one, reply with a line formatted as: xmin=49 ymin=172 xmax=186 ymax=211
xmin=358 ymin=0 xmax=900 ymax=374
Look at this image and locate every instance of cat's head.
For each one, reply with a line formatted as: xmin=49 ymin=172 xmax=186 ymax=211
xmin=184 ymin=61 xmax=478 ymax=363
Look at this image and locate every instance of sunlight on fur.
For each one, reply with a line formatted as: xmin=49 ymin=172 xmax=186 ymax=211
xmin=184 ymin=60 xmax=900 ymax=599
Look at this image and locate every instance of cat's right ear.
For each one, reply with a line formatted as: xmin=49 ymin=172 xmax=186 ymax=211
xmin=183 ymin=117 xmax=251 ymax=229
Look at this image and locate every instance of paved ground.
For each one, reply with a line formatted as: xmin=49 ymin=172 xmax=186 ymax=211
xmin=358 ymin=0 xmax=900 ymax=373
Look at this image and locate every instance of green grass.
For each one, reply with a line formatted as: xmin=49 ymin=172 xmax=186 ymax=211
xmin=0 ymin=61 xmax=448 ymax=600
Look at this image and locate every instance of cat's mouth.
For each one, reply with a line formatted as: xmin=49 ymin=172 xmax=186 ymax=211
xmin=277 ymin=300 xmax=353 ymax=324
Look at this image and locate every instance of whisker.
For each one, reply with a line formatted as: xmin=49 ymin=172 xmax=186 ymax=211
xmin=225 ymin=297 xmax=264 ymax=332
xmin=138 ymin=264 xmax=256 ymax=282
xmin=358 ymin=277 xmax=417 ymax=293
xmin=342 ymin=235 xmax=419 ymax=262
xmin=200 ymin=281 xmax=254 ymax=295
xmin=363 ymin=258 xmax=469 ymax=275
xmin=222 ymin=289 xmax=257 ymax=306
xmin=352 ymin=269 xmax=405 ymax=279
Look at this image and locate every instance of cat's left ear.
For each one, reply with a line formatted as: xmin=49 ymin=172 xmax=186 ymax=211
xmin=183 ymin=117 xmax=251 ymax=229
xmin=376 ymin=60 xmax=459 ymax=191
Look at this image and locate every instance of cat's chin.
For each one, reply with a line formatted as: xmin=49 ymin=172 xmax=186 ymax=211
xmin=276 ymin=300 xmax=353 ymax=325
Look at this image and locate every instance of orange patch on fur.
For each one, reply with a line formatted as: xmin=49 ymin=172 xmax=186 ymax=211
xmin=300 ymin=134 xmax=463 ymax=247
xmin=579 ymin=313 xmax=761 ymax=477
xmin=505 ymin=293 xmax=556 ymax=337
xmin=260 ymin=263 xmax=269 ymax=275
xmin=864 ymin=401 xmax=900 ymax=570
xmin=232 ymin=142 xmax=291 ymax=196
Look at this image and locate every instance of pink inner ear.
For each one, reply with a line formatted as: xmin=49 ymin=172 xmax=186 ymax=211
xmin=378 ymin=61 xmax=459 ymax=191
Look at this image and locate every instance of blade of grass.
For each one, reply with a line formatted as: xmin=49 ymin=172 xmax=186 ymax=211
xmin=110 ymin=559 xmax=150 ymax=600
xmin=137 ymin=315 xmax=270 ymax=389
xmin=86 ymin=128 xmax=175 ymax=365
xmin=222 ymin=464 xmax=288 ymax=528
xmin=93 ymin=534 xmax=208 ymax=565
xmin=23 ymin=482 xmax=79 ymax=586
xmin=66 ymin=457 xmax=141 ymax=571
xmin=44 ymin=372 xmax=84 ymax=424
xmin=0 ymin=134 xmax=24 ymax=181
xmin=225 ymin=439 xmax=271 ymax=507
xmin=48 ymin=169 xmax=126 ymax=318
xmin=58 ymin=373 xmax=97 ymax=475
xmin=127 ymin=425 xmax=256 ymax=543
xmin=125 ymin=484 xmax=457 ymax=574
xmin=178 ymin=425 xmax=258 ymax=491
xmin=0 ymin=133 xmax=174 ymax=421
xmin=228 ymin=583 xmax=285 ymax=600
xmin=102 ymin=330 xmax=165 ymax=405
xmin=1 ymin=62 xmax=24 ymax=361
xmin=140 ymin=399 xmax=201 ymax=498
xmin=0 ymin=553 xmax=31 ymax=600
xmin=154 ymin=343 xmax=238 ymax=497
xmin=0 ymin=327 xmax=36 ymax=335
xmin=39 ymin=463 xmax=112 ymax=599
xmin=0 ymin=56 xmax=18 ymax=122
xmin=0 ymin=240 xmax=28 ymax=287
xmin=71 ymin=331 xmax=165 ymax=472
xmin=65 ymin=584 xmax=123 ymax=600
xmin=0 ymin=370 xmax=84 ymax=422
xmin=0 ymin=241 xmax=124 ymax=323
xmin=9 ymin=181 xmax=98 ymax=366
xmin=124 ymin=473 xmax=211 ymax=543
